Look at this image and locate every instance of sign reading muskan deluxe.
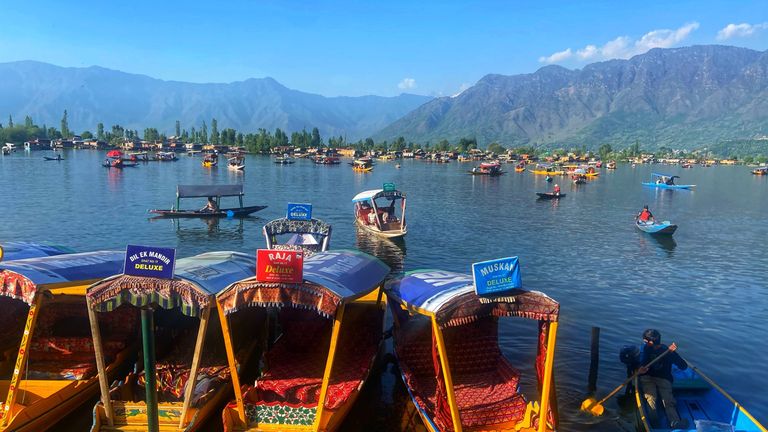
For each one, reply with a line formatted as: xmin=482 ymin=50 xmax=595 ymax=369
xmin=124 ymin=244 xmax=176 ymax=279
xmin=471 ymin=256 xmax=522 ymax=296
xmin=256 ymin=249 xmax=304 ymax=283
xmin=286 ymin=203 xmax=312 ymax=221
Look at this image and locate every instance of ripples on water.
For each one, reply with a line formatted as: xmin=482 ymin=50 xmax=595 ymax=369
xmin=1 ymin=151 xmax=766 ymax=431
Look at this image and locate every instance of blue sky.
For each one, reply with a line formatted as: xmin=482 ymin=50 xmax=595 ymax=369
xmin=0 ymin=0 xmax=766 ymax=97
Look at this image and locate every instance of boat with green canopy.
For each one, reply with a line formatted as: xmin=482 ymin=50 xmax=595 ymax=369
xmin=0 ymin=251 xmax=129 ymax=432
xmin=88 ymin=251 xmax=258 ymax=432
xmin=217 ymin=249 xmax=390 ymax=432
xmin=149 ymin=185 xmax=267 ymax=218
xmin=384 ymin=269 xmax=560 ymax=432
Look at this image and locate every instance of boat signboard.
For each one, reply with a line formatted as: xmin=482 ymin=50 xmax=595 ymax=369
xmin=124 ymin=244 xmax=176 ymax=279
xmin=383 ymin=182 xmax=396 ymax=192
xmin=287 ymin=203 xmax=312 ymax=221
xmin=256 ymin=249 xmax=303 ymax=283
xmin=471 ymin=256 xmax=521 ymax=296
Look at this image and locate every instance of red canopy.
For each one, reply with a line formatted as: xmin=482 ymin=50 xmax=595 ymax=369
xmin=107 ymin=150 xmax=123 ymax=158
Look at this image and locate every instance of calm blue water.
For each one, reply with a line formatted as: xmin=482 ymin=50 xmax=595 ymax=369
xmin=1 ymin=150 xmax=766 ymax=431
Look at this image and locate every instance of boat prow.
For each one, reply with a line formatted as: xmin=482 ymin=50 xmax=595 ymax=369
xmin=636 ymin=220 xmax=677 ymax=235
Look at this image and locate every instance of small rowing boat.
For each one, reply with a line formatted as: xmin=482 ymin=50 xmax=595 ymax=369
xmin=537 ymin=192 xmax=566 ymax=199
xmin=43 ymin=156 xmax=63 ymax=161
xmin=149 ymin=184 xmax=267 ymax=218
xmin=227 ymin=156 xmax=245 ymax=171
xmin=469 ymin=161 xmax=504 ymax=176
xmin=631 ymin=362 xmax=766 ymax=431
xmin=635 ymin=220 xmax=677 ymax=235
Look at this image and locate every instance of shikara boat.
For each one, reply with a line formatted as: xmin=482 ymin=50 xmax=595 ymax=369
xmin=352 ymin=188 xmax=407 ymax=239
xmin=0 ymin=251 xmax=129 ymax=432
xmin=385 ymin=270 xmax=560 ymax=432
xmin=274 ymin=154 xmax=295 ymax=164
xmin=227 ymin=156 xmax=245 ymax=171
xmin=89 ymin=251 xmax=257 ymax=432
xmin=515 ymin=162 xmax=526 ymax=172
xmin=217 ymin=250 xmax=390 ymax=432
xmin=642 ymin=173 xmax=695 ymax=189
xmin=103 ymin=158 xmax=139 ymax=168
xmin=351 ymin=159 xmax=373 ymax=172
xmin=263 ymin=217 xmax=332 ymax=256
xmin=531 ymin=164 xmax=564 ymax=176
xmin=752 ymin=166 xmax=768 ymax=175
xmin=607 ymin=161 xmax=617 ymax=170
xmin=468 ymin=162 xmax=504 ymax=176
xmin=635 ymin=220 xmax=677 ymax=236
xmin=0 ymin=242 xmax=73 ymax=261
xmin=149 ymin=184 xmax=267 ymax=219
xmin=313 ymin=156 xmax=341 ymax=165
xmin=632 ymin=364 xmax=766 ymax=431
xmin=202 ymin=154 xmax=218 ymax=167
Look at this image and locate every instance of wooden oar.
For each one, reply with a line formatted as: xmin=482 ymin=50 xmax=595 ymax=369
xmin=580 ymin=344 xmax=674 ymax=416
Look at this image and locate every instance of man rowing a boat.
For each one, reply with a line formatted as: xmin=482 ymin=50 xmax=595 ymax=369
xmin=636 ymin=205 xmax=654 ymax=223
xmin=637 ymin=329 xmax=689 ymax=429
xmin=201 ymin=196 xmax=218 ymax=213
xmin=553 ymin=184 xmax=561 ymax=196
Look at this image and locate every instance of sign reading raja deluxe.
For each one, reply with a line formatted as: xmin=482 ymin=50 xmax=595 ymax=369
xmin=256 ymin=249 xmax=303 ymax=283
xmin=124 ymin=245 xmax=176 ymax=279
xmin=471 ymin=256 xmax=522 ymax=296
xmin=286 ymin=203 xmax=312 ymax=221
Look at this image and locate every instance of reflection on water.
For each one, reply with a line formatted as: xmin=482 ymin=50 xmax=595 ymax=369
xmin=354 ymin=227 xmax=407 ymax=274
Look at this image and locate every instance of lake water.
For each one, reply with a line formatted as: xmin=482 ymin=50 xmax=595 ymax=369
xmin=1 ymin=150 xmax=766 ymax=431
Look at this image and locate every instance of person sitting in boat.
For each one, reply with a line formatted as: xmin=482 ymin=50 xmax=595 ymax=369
xmin=665 ymin=176 xmax=676 ymax=185
xmin=636 ymin=205 xmax=654 ymax=223
xmin=635 ymin=329 xmax=688 ymax=429
xmin=553 ymin=184 xmax=561 ymax=196
xmin=201 ymin=196 xmax=218 ymax=213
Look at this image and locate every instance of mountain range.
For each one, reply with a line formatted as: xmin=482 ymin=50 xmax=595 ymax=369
xmin=2 ymin=45 xmax=768 ymax=152
xmin=376 ymin=45 xmax=768 ymax=150
xmin=0 ymin=61 xmax=431 ymax=140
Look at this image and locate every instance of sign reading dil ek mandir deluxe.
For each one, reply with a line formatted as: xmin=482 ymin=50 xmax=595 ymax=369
xmin=287 ymin=203 xmax=312 ymax=221
xmin=256 ymin=249 xmax=303 ymax=283
xmin=471 ymin=256 xmax=521 ymax=297
xmin=124 ymin=245 xmax=176 ymax=279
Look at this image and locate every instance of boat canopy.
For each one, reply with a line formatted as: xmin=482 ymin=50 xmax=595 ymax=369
xmin=352 ymin=189 xmax=404 ymax=203
xmin=218 ymin=249 xmax=389 ymax=318
xmin=651 ymin=173 xmax=680 ymax=179
xmin=177 ymin=184 xmax=244 ymax=198
xmin=385 ymin=270 xmax=559 ymax=328
xmin=87 ymin=251 xmax=255 ymax=318
xmin=0 ymin=241 xmax=74 ymax=261
xmin=263 ymin=218 xmax=331 ymax=236
xmin=0 ymin=251 xmax=124 ymax=304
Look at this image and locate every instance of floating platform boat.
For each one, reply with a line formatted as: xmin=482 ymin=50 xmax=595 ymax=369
xmin=149 ymin=184 xmax=267 ymax=219
xmin=89 ymin=251 xmax=257 ymax=432
xmin=0 ymin=251 xmax=131 ymax=432
xmin=385 ymin=270 xmax=560 ymax=432
xmin=642 ymin=173 xmax=695 ymax=189
xmin=218 ymin=250 xmax=390 ymax=432
xmin=353 ymin=186 xmax=407 ymax=239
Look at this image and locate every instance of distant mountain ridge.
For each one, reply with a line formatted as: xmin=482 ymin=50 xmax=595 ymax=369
xmin=375 ymin=45 xmax=768 ymax=150
xmin=0 ymin=61 xmax=431 ymax=140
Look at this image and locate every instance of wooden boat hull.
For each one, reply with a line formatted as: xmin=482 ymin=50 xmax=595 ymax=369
xmin=636 ymin=220 xmax=677 ymax=235
xmin=355 ymin=219 xmax=407 ymax=238
xmin=515 ymin=168 xmax=525 ymax=172
xmin=43 ymin=157 xmax=64 ymax=161
xmin=641 ymin=182 xmax=695 ymax=189
xmin=532 ymin=170 xmax=564 ymax=176
xmin=633 ymin=368 xmax=766 ymax=432
xmin=352 ymin=166 xmax=372 ymax=172
xmin=536 ymin=192 xmax=566 ymax=199
xmin=149 ymin=206 xmax=267 ymax=218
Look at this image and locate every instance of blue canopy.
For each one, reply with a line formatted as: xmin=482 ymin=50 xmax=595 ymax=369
xmin=651 ymin=173 xmax=679 ymax=178
xmin=88 ymin=251 xmax=255 ymax=318
xmin=0 ymin=242 xmax=74 ymax=261
xmin=0 ymin=251 xmax=125 ymax=304
xmin=385 ymin=270 xmax=559 ymax=328
xmin=218 ymin=249 xmax=390 ymax=318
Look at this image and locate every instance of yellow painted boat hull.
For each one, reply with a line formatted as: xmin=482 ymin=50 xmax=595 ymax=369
xmin=531 ymin=170 xmax=564 ymax=176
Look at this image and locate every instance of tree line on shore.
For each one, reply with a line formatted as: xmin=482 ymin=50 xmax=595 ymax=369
xmin=1 ymin=112 xmax=766 ymax=162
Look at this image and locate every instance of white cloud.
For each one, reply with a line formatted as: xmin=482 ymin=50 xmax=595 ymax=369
xmin=452 ymin=83 xmax=471 ymax=98
xmin=398 ymin=78 xmax=417 ymax=90
xmin=538 ymin=22 xmax=699 ymax=64
xmin=717 ymin=22 xmax=768 ymax=40
xmin=538 ymin=48 xmax=573 ymax=64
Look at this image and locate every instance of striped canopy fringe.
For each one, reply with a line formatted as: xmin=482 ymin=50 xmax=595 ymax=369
xmin=0 ymin=271 xmax=37 ymax=304
xmin=218 ymin=280 xmax=341 ymax=318
xmin=87 ymin=275 xmax=210 ymax=317
xmin=437 ymin=290 xmax=559 ymax=329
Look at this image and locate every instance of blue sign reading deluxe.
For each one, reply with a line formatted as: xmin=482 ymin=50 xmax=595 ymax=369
xmin=471 ymin=256 xmax=521 ymax=296
xmin=124 ymin=244 xmax=176 ymax=280
xmin=287 ymin=203 xmax=312 ymax=221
